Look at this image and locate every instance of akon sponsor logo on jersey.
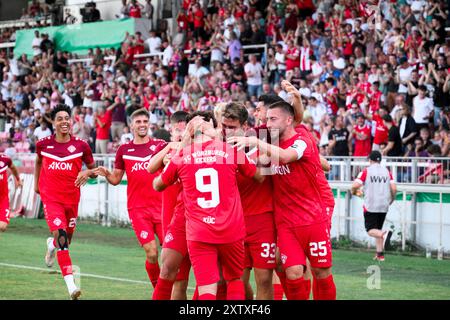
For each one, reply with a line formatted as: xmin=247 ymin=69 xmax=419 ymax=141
xmin=270 ymin=164 xmax=291 ymax=175
xmin=131 ymin=161 xmax=150 ymax=172
xmin=48 ymin=162 xmax=73 ymax=170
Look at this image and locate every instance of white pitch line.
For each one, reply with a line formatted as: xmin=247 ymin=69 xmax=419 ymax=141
xmin=0 ymin=262 xmax=196 ymax=291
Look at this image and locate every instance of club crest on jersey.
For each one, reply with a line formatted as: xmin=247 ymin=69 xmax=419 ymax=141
xmin=202 ymin=216 xmax=216 ymax=224
xmin=164 ymin=232 xmax=174 ymax=244
xmin=281 ymin=254 xmax=287 ymax=265
xmin=67 ymin=145 xmax=76 ymax=153
xmin=131 ymin=161 xmax=150 ymax=172
xmin=150 ymin=145 xmax=156 ymax=151
xmin=53 ymin=218 xmax=62 ymax=226
xmin=48 ymin=162 xmax=73 ymax=170
xmin=140 ymin=231 xmax=149 ymax=239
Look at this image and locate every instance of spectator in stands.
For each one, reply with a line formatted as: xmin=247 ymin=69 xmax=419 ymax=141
xmin=32 ymin=30 xmax=42 ymax=57
xmin=40 ymin=33 xmax=53 ymax=55
xmin=328 ymin=115 xmax=351 ymax=157
xmin=94 ymin=106 xmax=112 ymax=154
xmin=382 ymin=114 xmax=403 ymax=157
xmin=73 ymin=113 xmax=92 ymax=141
xmin=33 ymin=120 xmax=51 ymax=140
xmin=397 ymin=105 xmax=417 ymax=149
xmin=128 ymin=0 xmax=143 ymax=18
xmin=146 ymin=30 xmax=162 ymax=54
xmin=412 ymin=85 xmax=434 ymax=132
xmin=245 ymin=54 xmax=264 ymax=99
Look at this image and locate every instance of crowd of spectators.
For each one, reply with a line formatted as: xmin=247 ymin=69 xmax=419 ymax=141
xmin=0 ymin=0 xmax=449 ymax=169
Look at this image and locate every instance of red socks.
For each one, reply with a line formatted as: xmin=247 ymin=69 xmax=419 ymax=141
xmin=56 ymin=250 xmax=73 ymax=276
xmin=199 ymin=293 xmax=216 ymax=300
xmin=273 ymin=283 xmax=284 ymax=300
xmin=302 ymin=278 xmax=311 ymax=300
xmin=192 ymin=286 xmax=199 ymax=300
xmin=152 ymin=277 xmax=174 ymax=300
xmin=315 ymin=275 xmax=336 ymax=300
xmin=226 ymin=280 xmax=245 ymax=300
xmin=145 ymin=260 xmax=160 ymax=288
xmin=286 ymin=278 xmax=310 ymax=300
xmin=217 ymin=282 xmax=228 ymax=300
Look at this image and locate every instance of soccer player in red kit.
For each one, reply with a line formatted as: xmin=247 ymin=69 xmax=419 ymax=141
xmin=221 ymin=102 xmax=276 ymax=300
xmin=35 ymin=104 xmax=97 ymax=300
xmin=154 ymin=111 xmax=263 ymax=300
xmin=148 ymin=111 xmax=193 ymax=300
xmin=95 ymin=108 xmax=166 ymax=290
xmin=0 ymin=154 xmax=22 ymax=232
xmin=228 ymin=100 xmax=337 ymax=301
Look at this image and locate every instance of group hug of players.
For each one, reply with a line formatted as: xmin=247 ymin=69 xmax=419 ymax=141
xmin=0 ymin=80 xmax=336 ymax=300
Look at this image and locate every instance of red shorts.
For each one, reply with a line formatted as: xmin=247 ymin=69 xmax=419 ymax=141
xmin=278 ymin=221 xmax=332 ymax=269
xmin=0 ymin=195 xmax=10 ymax=224
xmin=187 ymin=239 xmax=244 ymax=286
xmin=244 ymin=213 xmax=277 ymax=269
xmin=163 ymin=213 xmax=188 ymax=257
xmin=129 ymin=207 xmax=163 ymax=246
xmin=43 ymin=201 xmax=78 ymax=234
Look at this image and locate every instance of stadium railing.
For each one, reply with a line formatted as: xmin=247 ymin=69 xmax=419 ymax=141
xmin=6 ymin=153 xmax=450 ymax=253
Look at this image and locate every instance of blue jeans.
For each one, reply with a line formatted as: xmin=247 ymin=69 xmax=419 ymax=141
xmin=247 ymin=84 xmax=262 ymax=99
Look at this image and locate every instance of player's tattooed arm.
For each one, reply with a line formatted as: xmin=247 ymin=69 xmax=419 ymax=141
xmin=227 ymin=136 xmax=299 ymax=164
xmin=34 ymin=155 xmax=42 ymax=194
xmin=94 ymin=167 xmax=125 ymax=186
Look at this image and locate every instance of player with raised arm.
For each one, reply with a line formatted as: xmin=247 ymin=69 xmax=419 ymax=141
xmin=227 ymin=99 xmax=337 ymax=300
xmin=221 ymin=102 xmax=277 ymax=300
xmin=94 ymin=108 xmax=167 ymax=291
xmin=153 ymin=111 xmax=264 ymax=300
xmin=0 ymin=154 xmax=22 ymax=232
xmin=35 ymin=104 xmax=97 ymax=300
xmin=149 ymin=111 xmax=193 ymax=300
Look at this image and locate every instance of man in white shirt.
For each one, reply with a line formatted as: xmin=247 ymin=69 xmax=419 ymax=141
xmin=33 ymin=121 xmax=52 ymax=140
xmin=412 ymin=85 xmax=434 ymax=131
xmin=306 ymin=95 xmax=328 ymax=131
xmin=32 ymin=90 xmax=48 ymax=112
xmin=188 ymin=59 xmax=210 ymax=85
xmin=274 ymin=44 xmax=286 ymax=83
xmin=32 ymin=30 xmax=42 ymax=57
xmin=162 ymin=41 xmax=173 ymax=67
xmin=244 ymin=54 xmax=263 ymax=98
xmin=145 ymin=30 xmax=162 ymax=54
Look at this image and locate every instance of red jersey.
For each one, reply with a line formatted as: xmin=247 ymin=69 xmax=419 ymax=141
xmin=161 ymin=139 xmax=257 ymax=244
xmin=114 ymin=139 xmax=167 ymax=212
xmin=372 ymin=113 xmax=388 ymax=145
xmin=162 ymin=180 xmax=183 ymax=235
xmin=96 ymin=110 xmax=112 ymax=140
xmin=36 ymin=135 xmax=94 ymax=205
xmin=353 ymin=124 xmax=372 ymax=157
xmin=286 ymin=47 xmax=300 ymax=71
xmin=295 ymin=124 xmax=335 ymax=209
xmin=193 ymin=9 xmax=204 ymax=28
xmin=129 ymin=4 xmax=141 ymax=18
xmin=237 ymin=148 xmax=273 ymax=216
xmin=369 ymin=90 xmax=382 ymax=113
xmin=0 ymin=154 xmax=12 ymax=198
xmin=271 ymin=132 xmax=327 ymax=228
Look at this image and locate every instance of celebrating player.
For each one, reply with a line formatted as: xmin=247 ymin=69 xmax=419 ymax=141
xmin=0 ymin=154 xmax=22 ymax=232
xmin=35 ymin=104 xmax=97 ymax=300
xmin=94 ymin=108 xmax=167 ymax=291
xmin=227 ymin=99 xmax=337 ymax=300
xmin=221 ymin=102 xmax=277 ymax=300
xmin=153 ymin=111 xmax=264 ymax=300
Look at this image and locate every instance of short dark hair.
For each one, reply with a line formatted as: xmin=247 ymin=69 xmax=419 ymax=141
xmin=130 ymin=108 xmax=150 ymax=120
xmin=382 ymin=114 xmax=393 ymax=123
xmin=258 ymin=94 xmax=284 ymax=107
xmin=51 ymin=104 xmax=71 ymax=121
xmin=152 ymin=129 xmax=171 ymax=142
xmin=222 ymin=102 xmax=248 ymax=125
xmin=267 ymin=101 xmax=295 ymax=117
xmin=186 ymin=111 xmax=218 ymax=128
xmin=170 ymin=111 xmax=189 ymax=124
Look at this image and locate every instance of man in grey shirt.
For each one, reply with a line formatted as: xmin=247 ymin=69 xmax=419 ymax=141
xmin=351 ymin=151 xmax=397 ymax=262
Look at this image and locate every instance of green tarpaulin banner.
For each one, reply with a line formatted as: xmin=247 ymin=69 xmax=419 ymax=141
xmin=14 ymin=18 xmax=135 ymax=58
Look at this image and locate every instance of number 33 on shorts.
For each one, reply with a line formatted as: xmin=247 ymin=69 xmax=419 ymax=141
xmin=261 ymin=243 xmax=276 ymax=258
xmin=309 ymin=241 xmax=327 ymax=257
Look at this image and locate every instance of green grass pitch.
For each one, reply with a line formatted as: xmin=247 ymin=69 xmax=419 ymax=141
xmin=1 ymin=218 xmax=449 ymax=300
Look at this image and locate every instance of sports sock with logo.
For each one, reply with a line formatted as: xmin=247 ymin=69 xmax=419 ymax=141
xmin=145 ymin=260 xmax=160 ymax=288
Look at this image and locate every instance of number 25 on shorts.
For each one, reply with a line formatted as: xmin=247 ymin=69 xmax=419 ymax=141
xmin=309 ymin=241 xmax=327 ymax=257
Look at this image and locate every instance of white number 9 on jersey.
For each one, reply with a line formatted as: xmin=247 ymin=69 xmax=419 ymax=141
xmin=195 ymin=168 xmax=220 ymax=209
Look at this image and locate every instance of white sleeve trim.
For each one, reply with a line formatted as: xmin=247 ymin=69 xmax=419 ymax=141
xmin=290 ymin=139 xmax=307 ymax=160
xmin=354 ymin=178 xmax=364 ymax=185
